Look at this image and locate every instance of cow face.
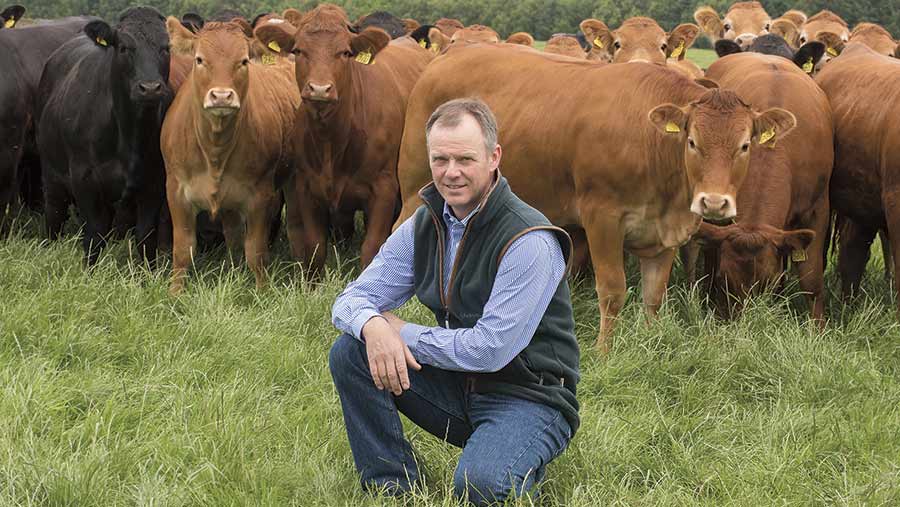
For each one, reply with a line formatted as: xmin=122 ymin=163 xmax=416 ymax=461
xmin=168 ymin=18 xmax=251 ymax=116
xmin=255 ymin=5 xmax=390 ymax=109
xmin=1 ymin=4 xmax=25 ymax=29
xmin=714 ymin=35 xmax=827 ymax=76
xmin=580 ymin=17 xmax=699 ymax=65
xmin=799 ymin=10 xmax=849 ymax=51
xmin=84 ymin=7 xmax=171 ymax=104
xmin=695 ymin=2 xmax=772 ymax=49
xmin=649 ymin=90 xmax=796 ymax=222
xmin=697 ymin=222 xmax=815 ymax=302
xmin=850 ymin=23 xmax=898 ymax=58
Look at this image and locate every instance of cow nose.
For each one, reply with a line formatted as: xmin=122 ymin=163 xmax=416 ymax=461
xmin=735 ymin=34 xmax=757 ymax=49
xmin=304 ymin=82 xmax=334 ymax=101
xmin=692 ymin=192 xmax=736 ymax=221
xmin=139 ymin=81 xmax=162 ymax=93
xmin=204 ymin=88 xmax=240 ymax=111
xmin=211 ymin=89 xmax=233 ymax=101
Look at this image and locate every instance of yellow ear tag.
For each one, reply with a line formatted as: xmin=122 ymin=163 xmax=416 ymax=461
xmin=431 ymin=43 xmax=441 ymax=53
xmin=665 ymin=121 xmax=681 ymax=133
xmin=802 ymin=57 xmax=814 ymax=74
xmin=418 ymin=38 xmax=427 ymax=48
xmin=759 ymin=126 xmax=776 ymax=145
xmin=593 ymin=36 xmax=604 ymax=49
xmin=4 ymin=18 xmax=15 ymax=28
xmin=355 ymin=50 xmax=373 ymax=65
xmin=670 ymin=40 xmax=685 ymax=58
xmin=267 ymin=40 xmax=281 ymax=53
xmin=791 ymin=248 xmax=807 ymax=262
xmin=261 ymin=53 xmax=276 ymax=65
xmin=96 ymin=37 xmax=108 ymax=47
xmin=826 ymin=47 xmax=838 ymax=57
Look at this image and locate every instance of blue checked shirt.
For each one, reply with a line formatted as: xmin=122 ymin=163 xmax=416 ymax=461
xmin=332 ymin=202 xmax=566 ymax=373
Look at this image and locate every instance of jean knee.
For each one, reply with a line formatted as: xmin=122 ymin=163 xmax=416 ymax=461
xmin=453 ymin=462 xmax=513 ymax=506
xmin=328 ymin=333 xmax=364 ymax=384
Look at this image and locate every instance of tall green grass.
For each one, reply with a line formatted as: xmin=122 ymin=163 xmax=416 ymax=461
xmin=2 ymin=213 xmax=899 ymax=506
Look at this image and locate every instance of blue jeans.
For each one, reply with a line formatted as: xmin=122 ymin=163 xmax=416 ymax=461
xmin=329 ymin=333 xmax=572 ymax=506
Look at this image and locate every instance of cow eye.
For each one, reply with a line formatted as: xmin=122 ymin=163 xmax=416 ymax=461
xmin=799 ymin=36 xmax=807 ymax=44
xmin=724 ymin=23 xmax=731 ymax=31
xmin=291 ymin=48 xmax=302 ymax=56
xmin=763 ymin=23 xmax=771 ymax=31
xmin=195 ymin=56 xmax=203 ymax=65
xmin=242 ymin=58 xmax=250 ymax=66
xmin=343 ymin=50 xmax=353 ymax=58
xmin=688 ymin=138 xmax=696 ymax=150
xmin=661 ymin=43 xmax=668 ymax=51
xmin=741 ymin=142 xmax=750 ymax=153
xmin=613 ymin=40 xmax=621 ymax=50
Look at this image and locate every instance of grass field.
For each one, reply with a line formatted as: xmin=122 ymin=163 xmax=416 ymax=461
xmin=3 ymin=211 xmax=900 ymax=506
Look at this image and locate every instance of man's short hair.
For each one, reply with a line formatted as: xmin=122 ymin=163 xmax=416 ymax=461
xmin=425 ymin=98 xmax=499 ymax=154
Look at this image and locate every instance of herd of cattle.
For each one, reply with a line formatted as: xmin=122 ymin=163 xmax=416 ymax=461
xmin=2 ymin=2 xmax=899 ymax=349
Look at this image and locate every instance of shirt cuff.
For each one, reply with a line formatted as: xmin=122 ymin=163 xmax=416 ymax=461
xmin=399 ymin=322 xmax=429 ymax=350
xmin=351 ymin=309 xmax=382 ymax=341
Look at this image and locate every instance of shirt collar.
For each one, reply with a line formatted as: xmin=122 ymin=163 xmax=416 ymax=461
xmin=442 ymin=201 xmax=481 ymax=227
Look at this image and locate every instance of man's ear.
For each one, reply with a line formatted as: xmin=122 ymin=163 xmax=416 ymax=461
xmin=667 ymin=23 xmax=700 ymax=60
xmin=649 ymin=104 xmax=689 ymax=136
xmin=167 ymin=16 xmax=197 ymax=55
xmin=715 ymin=39 xmax=742 ymax=57
xmin=694 ymin=6 xmax=724 ymax=41
xmin=1 ymin=4 xmax=25 ymax=28
xmin=579 ymin=19 xmax=614 ymax=56
xmin=255 ymin=22 xmax=296 ymax=56
xmin=84 ymin=20 xmax=116 ymax=48
xmin=753 ymin=108 xmax=796 ymax=147
xmin=350 ymin=27 xmax=391 ymax=62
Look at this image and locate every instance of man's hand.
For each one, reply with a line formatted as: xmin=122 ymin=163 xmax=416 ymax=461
xmin=361 ymin=315 xmax=421 ymax=395
xmin=381 ymin=311 xmax=407 ymax=334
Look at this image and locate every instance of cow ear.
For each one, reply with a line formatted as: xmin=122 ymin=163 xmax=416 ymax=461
xmin=667 ymin=23 xmax=700 ymax=60
xmin=180 ymin=12 xmax=204 ymax=33
xmin=85 ymin=20 xmax=116 ymax=48
xmin=715 ymin=39 xmax=742 ymax=57
xmin=1 ymin=4 xmax=25 ymax=28
xmin=694 ymin=222 xmax=734 ymax=247
xmin=166 ymin=16 xmax=197 ymax=55
xmin=816 ymin=32 xmax=845 ymax=57
xmin=282 ymin=8 xmax=305 ymax=28
xmin=695 ymin=78 xmax=719 ymax=89
xmin=774 ymin=228 xmax=815 ymax=255
xmin=694 ymin=6 xmax=724 ymax=40
xmin=753 ymin=107 xmax=796 ymax=148
xmin=895 ymin=44 xmax=900 ymax=59
xmin=255 ymin=22 xmax=296 ymax=56
xmin=506 ymin=32 xmax=534 ymax=46
xmin=403 ymin=18 xmax=420 ymax=35
xmin=793 ymin=41 xmax=825 ymax=74
xmin=649 ymin=104 xmax=688 ymax=136
xmin=771 ymin=18 xmax=800 ymax=48
xmin=780 ymin=10 xmax=808 ymax=28
xmin=350 ymin=27 xmax=391 ymax=61
xmin=579 ymin=19 xmax=613 ymax=55
xmin=231 ymin=18 xmax=254 ymax=38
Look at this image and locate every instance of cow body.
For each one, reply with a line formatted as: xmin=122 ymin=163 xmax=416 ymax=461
xmin=397 ymin=44 xmax=794 ymax=348
xmin=162 ymin=21 xmax=300 ymax=293
xmin=0 ymin=16 xmax=95 ymax=220
xmin=35 ymin=7 xmax=171 ymax=265
xmin=699 ymin=53 xmax=833 ymax=318
xmin=816 ymin=43 xmax=900 ymax=300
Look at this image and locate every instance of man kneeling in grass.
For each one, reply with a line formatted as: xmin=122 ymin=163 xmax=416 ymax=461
xmin=330 ymin=98 xmax=580 ymax=505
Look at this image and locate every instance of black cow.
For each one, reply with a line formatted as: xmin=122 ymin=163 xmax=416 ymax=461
xmin=35 ymin=6 xmax=171 ymax=265
xmin=715 ymin=34 xmax=827 ymax=74
xmin=0 ymin=15 xmax=96 ymax=224
xmin=356 ymin=11 xmax=406 ymax=39
xmin=1 ymin=5 xmax=24 ymax=29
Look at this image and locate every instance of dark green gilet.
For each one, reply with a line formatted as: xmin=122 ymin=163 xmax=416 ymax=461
xmin=412 ymin=175 xmax=581 ymax=434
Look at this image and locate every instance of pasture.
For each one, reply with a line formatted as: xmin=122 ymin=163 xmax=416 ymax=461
xmin=2 ymin=212 xmax=900 ymax=506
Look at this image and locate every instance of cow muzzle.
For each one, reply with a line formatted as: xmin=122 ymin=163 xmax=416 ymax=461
xmin=735 ymin=33 xmax=757 ymax=50
xmin=204 ymin=88 xmax=241 ymax=115
xmin=302 ymin=82 xmax=337 ymax=102
xmin=692 ymin=192 xmax=736 ymax=221
xmin=135 ymin=80 xmax=166 ymax=101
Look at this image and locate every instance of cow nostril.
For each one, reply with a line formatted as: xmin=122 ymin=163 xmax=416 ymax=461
xmin=139 ymin=81 xmax=162 ymax=92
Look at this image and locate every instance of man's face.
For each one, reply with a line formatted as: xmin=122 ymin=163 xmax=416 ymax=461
xmin=427 ymin=114 xmax=501 ymax=217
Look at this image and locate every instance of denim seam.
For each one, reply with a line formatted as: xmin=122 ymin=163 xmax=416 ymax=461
xmin=405 ymin=380 xmax=468 ymax=424
xmin=498 ymin=410 xmax=563 ymax=495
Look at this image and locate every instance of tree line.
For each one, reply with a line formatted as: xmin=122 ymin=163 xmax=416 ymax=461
xmin=29 ymin=0 xmax=900 ymax=43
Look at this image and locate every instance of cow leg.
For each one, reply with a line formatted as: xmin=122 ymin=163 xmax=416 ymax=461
xmin=245 ymin=199 xmax=274 ymax=290
xmin=0 ymin=156 xmax=19 ymax=232
xmin=361 ymin=178 xmax=399 ymax=268
xmin=884 ymin=189 xmax=900 ymax=310
xmin=837 ymin=218 xmax=876 ymax=300
xmin=640 ymin=247 xmax=677 ymax=317
xmin=168 ymin=181 xmax=197 ymax=295
xmin=582 ymin=208 xmax=626 ymax=352
xmin=793 ymin=199 xmax=829 ymax=322
xmin=220 ymin=210 xmax=246 ymax=266
xmin=43 ymin=178 xmax=72 ymax=240
xmin=133 ymin=192 xmax=163 ymax=268
xmin=879 ymin=230 xmax=893 ymax=282
xmin=285 ymin=189 xmax=329 ymax=277
xmin=680 ymin=240 xmax=701 ymax=285
xmin=76 ymin=193 xmax=114 ymax=267
xmin=567 ymin=227 xmax=592 ymax=277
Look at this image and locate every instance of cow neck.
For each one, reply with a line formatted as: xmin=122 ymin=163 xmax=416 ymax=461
xmin=649 ymin=115 xmax=701 ymax=250
xmin=192 ymin=92 xmax=244 ymax=171
xmin=109 ymin=62 xmax=162 ymax=179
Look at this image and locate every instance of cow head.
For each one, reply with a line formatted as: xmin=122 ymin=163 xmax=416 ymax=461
xmin=545 ymin=35 xmax=588 ymax=59
xmin=505 ymin=32 xmax=534 ymax=47
xmin=850 ymin=23 xmax=898 ymax=58
xmin=168 ymin=18 xmax=252 ymax=116
xmin=434 ymin=18 xmax=464 ymax=38
xmin=255 ymin=4 xmax=390 ymax=109
xmin=450 ymin=25 xmax=500 ymax=46
xmin=1 ymin=4 xmax=25 ymax=29
xmin=84 ymin=7 xmax=171 ymax=104
xmin=799 ymin=10 xmax=849 ymax=51
xmin=649 ymin=89 xmax=796 ymax=222
xmin=696 ymin=222 xmax=815 ymax=304
xmin=694 ymin=2 xmax=772 ymax=50
xmin=409 ymin=25 xmax=450 ymax=54
xmin=714 ymin=34 xmax=827 ymax=76
xmin=580 ymin=17 xmax=699 ymax=65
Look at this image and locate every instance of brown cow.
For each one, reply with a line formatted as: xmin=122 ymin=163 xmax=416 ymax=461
xmin=403 ymin=18 xmax=420 ymax=34
xmin=850 ymin=22 xmax=898 ymax=58
xmin=816 ymin=43 xmax=900 ymax=302
xmin=161 ymin=19 xmax=300 ymax=293
xmin=799 ymin=10 xmax=849 ymax=47
xmin=695 ymin=2 xmax=772 ymax=49
xmin=696 ymin=53 xmax=832 ymax=319
xmin=544 ymin=34 xmax=588 ymax=59
xmin=395 ymin=45 xmax=795 ymax=349
xmin=580 ymin=17 xmax=700 ymax=66
xmin=254 ymin=4 xmax=431 ymax=274
xmin=434 ymin=18 xmax=464 ymax=38
xmin=450 ymin=24 xmax=500 ymax=46
xmin=505 ymin=32 xmax=534 ymax=46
